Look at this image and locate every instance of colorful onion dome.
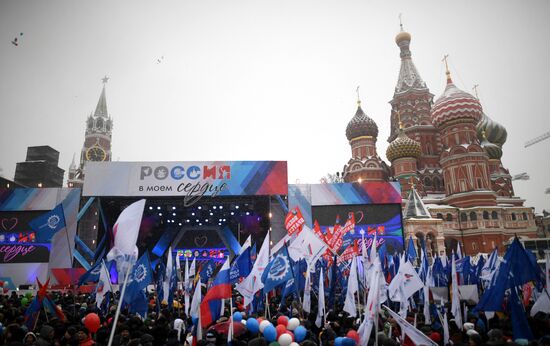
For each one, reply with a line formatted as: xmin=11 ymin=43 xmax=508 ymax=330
xmin=431 ymin=70 xmax=483 ymax=128
xmin=476 ymin=112 xmax=507 ymax=147
xmin=386 ymin=126 xmax=421 ymax=161
xmin=480 ymin=131 xmax=503 ymax=159
xmin=346 ymin=102 xmax=379 ymax=140
xmin=395 ymin=30 xmax=411 ymax=45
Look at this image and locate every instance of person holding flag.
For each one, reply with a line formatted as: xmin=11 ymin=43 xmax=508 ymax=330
xmin=200 ymin=256 xmax=232 ymax=328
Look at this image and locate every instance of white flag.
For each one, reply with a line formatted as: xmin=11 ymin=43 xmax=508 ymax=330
xmin=190 ymin=281 xmax=202 ymax=319
xmin=107 ymin=199 xmax=146 ymax=273
xmin=162 ymin=246 xmax=173 ymax=303
xmin=531 ymin=253 xmax=550 ymax=316
xmin=383 ymin=305 xmax=438 ymax=346
xmin=343 ymin=256 xmax=359 ymax=317
xmin=184 ymin=257 xmax=190 ymax=315
xmin=388 ymin=260 xmax=424 ymax=302
xmin=436 ymin=307 xmax=450 ymax=346
xmin=288 ymin=226 xmax=327 ymax=266
xmin=303 ymin=262 xmax=312 ymax=313
xmin=315 ymin=270 xmax=325 ymax=328
xmin=175 ymin=253 xmax=183 ymax=294
xmin=236 ymin=232 xmax=270 ymax=306
xmin=358 ymin=254 xmax=383 ymax=346
xmin=189 ymin=257 xmax=196 ymax=278
xmin=95 ymin=260 xmax=112 ymax=309
xmin=451 ymin=252 xmax=463 ymax=329
xmin=423 ymin=284 xmax=431 ymax=325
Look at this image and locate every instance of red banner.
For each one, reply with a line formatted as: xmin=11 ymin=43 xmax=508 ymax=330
xmin=285 ymin=207 xmax=305 ymax=236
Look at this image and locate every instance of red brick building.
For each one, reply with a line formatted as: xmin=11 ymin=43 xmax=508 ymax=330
xmin=343 ymin=27 xmax=537 ymax=257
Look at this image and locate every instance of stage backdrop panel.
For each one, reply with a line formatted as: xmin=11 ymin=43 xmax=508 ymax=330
xmin=83 ymin=161 xmax=288 ymax=197
xmin=0 ymin=188 xmax=80 ymax=286
xmin=288 ymin=182 xmax=404 ymax=254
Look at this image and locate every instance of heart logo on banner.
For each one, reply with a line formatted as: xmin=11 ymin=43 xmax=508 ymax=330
xmin=1 ymin=218 xmax=18 ymax=232
xmin=194 ymin=236 xmax=208 ymax=247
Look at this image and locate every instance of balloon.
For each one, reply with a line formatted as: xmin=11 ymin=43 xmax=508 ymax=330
xmin=275 ymin=324 xmax=286 ymax=338
xmin=257 ymin=317 xmax=265 ymax=324
xmin=277 ymin=315 xmax=289 ymax=326
xmin=343 ymin=337 xmax=357 ymax=346
xmin=21 ymin=297 xmax=29 ymax=306
xmin=246 ymin=318 xmax=259 ymax=334
xmin=269 ymin=342 xmax=280 ymax=346
xmin=346 ymin=330 xmax=360 ymax=344
xmin=25 ymin=292 xmax=32 ymax=299
xmin=0 ymin=281 xmax=4 ymax=287
xmin=241 ymin=319 xmax=247 ymax=326
xmin=84 ymin=313 xmax=101 ymax=333
xmin=263 ymin=325 xmax=277 ymax=342
xmin=259 ymin=320 xmax=272 ymax=333
xmin=335 ymin=337 xmax=344 ymax=346
xmin=286 ymin=331 xmax=294 ymax=341
xmin=290 ymin=343 xmax=299 ymax=346
xmin=233 ymin=311 xmax=243 ymax=322
xmin=287 ymin=317 xmax=300 ymax=330
xmin=278 ymin=333 xmax=292 ymax=346
xmin=294 ymin=326 xmax=307 ymax=342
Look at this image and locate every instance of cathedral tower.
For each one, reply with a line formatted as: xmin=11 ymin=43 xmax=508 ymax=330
xmin=68 ymin=77 xmax=113 ymax=188
xmin=343 ymin=99 xmax=389 ymax=183
xmin=431 ymin=62 xmax=496 ymax=207
xmin=388 ymin=26 xmax=444 ymax=196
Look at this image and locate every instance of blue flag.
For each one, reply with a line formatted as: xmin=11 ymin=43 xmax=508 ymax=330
xmin=78 ymin=260 xmax=102 ymax=285
xmin=510 ymin=287 xmax=533 ymax=340
xmin=29 ymin=203 xmax=66 ymax=242
xmin=406 ymin=235 xmax=417 ymax=264
xmin=262 ymin=246 xmax=293 ymax=292
xmin=230 ymin=246 xmax=252 ymax=284
xmin=125 ymin=252 xmax=154 ymax=304
xmin=475 ymin=237 xmax=543 ymax=341
xmin=200 ymin=260 xmax=217 ymax=284
xmin=281 ymin=259 xmax=307 ymax=299
xmin=168 ymin=255 xmax=178 ymax=309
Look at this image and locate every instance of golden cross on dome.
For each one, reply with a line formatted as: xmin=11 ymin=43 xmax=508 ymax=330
xmin=442 ymin=54 xmax=450 ymax=73
xmin=399 ymin=13 xmax=403 ymax=31
xmin=473 ymin=84 xmax=480 ymax=99
xmin=101 ymin=75 xmax=109 ymax=84
xmin=356 ymin=85 xmax=361 ymax=105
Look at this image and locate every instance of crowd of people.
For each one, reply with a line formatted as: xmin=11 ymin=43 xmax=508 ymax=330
xmin=1 ymin=287 xmax=550 ymax=346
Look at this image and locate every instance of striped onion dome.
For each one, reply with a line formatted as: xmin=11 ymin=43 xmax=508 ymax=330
xmin=346 ymin=102 xmax=379 ymax=140
xmin=431 ymin=75 xmax=483 ymax=128
xmin=476 ymin=112 xmax=507 ymax=147
xmin=480 ymin=131 xmax=503 ymax=159
xmin=386 ymin=127 xmax=421 ymax=161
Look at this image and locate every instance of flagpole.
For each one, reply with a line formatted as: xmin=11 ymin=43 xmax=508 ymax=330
xmin=107 ymin=262 xmax=133 ymax=346
xmin=284 ymin=241 xmax=304 ymax=312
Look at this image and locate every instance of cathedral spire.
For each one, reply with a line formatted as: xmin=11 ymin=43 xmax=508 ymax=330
xmin=394 ymin=25 xmax=427 ymax=94
xmin=94 ymin=76 xmax=109 ymax=118
xmin=403 ymin=185 xmax=431 ymax=219
xmin=442 ymin=54 xmax=453 ymax=84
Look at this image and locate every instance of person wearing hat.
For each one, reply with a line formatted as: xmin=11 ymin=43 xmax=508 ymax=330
xmin=23 ymin=332 xmax=37 ymax=346
xmin=76 ymin=326 xmax=94 ymax=346
xmin=36 ymin=325 xmax=55 ymax=346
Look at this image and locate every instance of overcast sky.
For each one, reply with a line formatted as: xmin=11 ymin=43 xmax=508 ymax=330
xmin=1 ymin=0 xmax=549 ymax=212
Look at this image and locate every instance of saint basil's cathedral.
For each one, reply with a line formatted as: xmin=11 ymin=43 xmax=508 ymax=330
xmin=342 ymin=27 xmax=537 ymax=257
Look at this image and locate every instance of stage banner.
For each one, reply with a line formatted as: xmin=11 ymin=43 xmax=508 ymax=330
xmin=83 ymin=161 xmax=288 ymax=199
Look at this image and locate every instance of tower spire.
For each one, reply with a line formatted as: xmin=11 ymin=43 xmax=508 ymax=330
xmin=442 ymin=54 xmax=453 ymax=84
xmin=399 ymin=13 xmax=403 ymax=31
xmin=94 ymin=76 xmax=109 ymax=117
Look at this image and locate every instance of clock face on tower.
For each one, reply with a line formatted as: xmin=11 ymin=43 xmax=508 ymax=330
xmin=85 ymin=146 xmax=107 ymax=161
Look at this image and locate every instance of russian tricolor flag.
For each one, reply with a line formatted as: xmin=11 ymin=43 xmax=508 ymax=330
xmin=200 ymin=257 xmax=232 ymax=327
